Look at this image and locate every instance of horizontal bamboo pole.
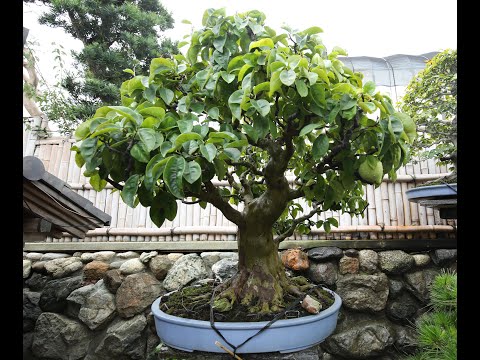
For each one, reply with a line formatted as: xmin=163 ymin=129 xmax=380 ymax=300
xmin=35 ymin=138 xmax=76 ymax=145
xmin=80 ymin=225 xmax=455 ymax=238
xmin=23 ymin=238 xmax=458 ymax=252
xmin=85 ymin=226 xmax=238 ymax=236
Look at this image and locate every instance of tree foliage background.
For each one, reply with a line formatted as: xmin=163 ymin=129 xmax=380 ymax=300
xmin=23 ymin=0 xmax=178 ymax=135
xmin=400 ymin=49 xmax=457 ymax=172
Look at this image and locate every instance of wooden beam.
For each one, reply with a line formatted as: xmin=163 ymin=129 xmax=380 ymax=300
xmin=24 ymin=238 xmax=456 ymax=253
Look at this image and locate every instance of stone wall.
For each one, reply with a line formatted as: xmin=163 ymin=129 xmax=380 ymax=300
xmin=23 ymin=247 xmax=457 ymax=360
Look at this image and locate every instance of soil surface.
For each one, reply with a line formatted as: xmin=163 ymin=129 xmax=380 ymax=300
xmin=159 ymin=282 xmax=335 ymax=322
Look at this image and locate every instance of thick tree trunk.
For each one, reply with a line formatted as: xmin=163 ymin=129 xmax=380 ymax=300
xmin=229 ymin=222 xmax=288 ymax=313
xmin=214 ymin=187 xmax=292 ymax=314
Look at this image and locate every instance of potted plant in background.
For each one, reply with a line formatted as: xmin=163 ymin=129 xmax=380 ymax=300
xmin=401 ymin=50 xmax=457 ymax=219
xmin=72 ymin=8 xmax=415 ymax=354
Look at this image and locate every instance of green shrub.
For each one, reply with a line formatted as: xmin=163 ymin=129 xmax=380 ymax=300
xmin=404 ymin=270 xmax=457 ymax=360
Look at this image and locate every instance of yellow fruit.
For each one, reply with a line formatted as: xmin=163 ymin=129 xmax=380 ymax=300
xmin=359 ymin=157 xmax=383 ymax=185
xmin=395 ymin=112 xmax=416 ymax=143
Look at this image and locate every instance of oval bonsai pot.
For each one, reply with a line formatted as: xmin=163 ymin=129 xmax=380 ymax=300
xmin=405 ymin=183 xmax=457 ymax=202
xmin=151 ymin=288 xmax=342 ymax=354
xmin=406 ymin=183 xmax=457 ymax=219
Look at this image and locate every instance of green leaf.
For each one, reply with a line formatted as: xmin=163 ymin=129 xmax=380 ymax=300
xmin=227 ymin=55 xmax=245 ymax=72
xmin=140 ymin=117 xmax=160 ymax=129
xmin=301 ymin=26 xmax=323 ymax=35
xmin=327 ymin=103 xmax=341 ymax=123
xmin=193 ymin=124 xmax=209 ymax=138
xmin=145 ymin=155 xmax=171 ymax=190
xmin=299 ymin=123 xmax=322 ymax=137
xmin=163 ymin=156 xmax=186 ymax=199
xmin=223 ymin=148 xmax=241 ymax=161
xmin=108 ymin=106 xmax=143 ymax=125
xmin=89 ymin=173 xmax=107 ymax=192
xmin=221 ymin=72 xmax=235 ymax=83
xmin=249 ymin=38 xmax=274 ymax=50
xmin=183 ymin=161 xmax=202 ymax=184
xmin=253 ymin=115 xmax=269 ymax=139
xmin=340 ymin=95 xmax=357 ymax=110
xmin=358 ymin=101 xmax=376 ymax=114
xmin=175 ymin=132 xmax=203 ymax=147
xmin=243 ymin=124 xmax=258 ymax=143
xmin=238 ymin=64 xmax=253 ymax=82
xmin=213 ymin=34 xmax=227 ymax=52
xmin=200 ymin=143 xmax=217 ymax=163
xmin=178 ymin=120 xmax=194 ymax=134
xmin=280 ymin=69 xmax=296 ymax=86
xmin=123 ymin=68 xmax=135 ymax=75
xmin=332 ymin=46 xmax=347 ymax=56
xmin=389 ymin=115 xmax=405 ymax=138
xmin=74 ymin=119 xmax=93 ymax=141
xmin=207 ymin=107 xmax=220 ymax=120
xmin=139 ymin=107 xmax=165 ymax=119
xmin=75 ymin=152 xmax=85 ymax=168
xmin=269 ymin=71 xmax=282 ymax=97
xmin=312 ymin=134 xmax=329 ymax=160
xmin=324 ymin=222 xmax=331 ymax=233
xmin=213 ymin=158 xmax=227 ymax=180
xmin=196 ymin=69 xmax=210 ymax=89
xmin=187 ymin=45 xmax=201 ymax=65
xmin=224 ymin=140 xmax=248 ymax=148
xmin=159 ymin=88 xmax=174 ymax=105
xmin=250 ymin=99 xmax=271 ymax=117
xmin=130 ymin=142 xmax=150 ymax=163
xmin=213 ymin=49 xmax=230 ymax=69
xmin=150 ymin=191 xmax=178 ymax=227
xmin=310 ymin=68 xmax=327 ymax=84
xmin=310 ymin=84 xmax=326 ymax=107
xmin=121 ymin=174 xmax=140 ymax=207
xmin=160 ymin=141 xmax=174 ymax=157
xmin=137 ymin=183 xmax=154 ymax=207
xmin=295 ymin=79 xmax=308 ymax=97
xmin=80 ymin=138 xmax=97 ymax=162
xmin=137 ymin=128 xmax=157 ymax=152
xmin=182 ymin=140 xmax=199 ymax=155
xmin=208 ymin=131 xmax=238 ymax=141
xmin=287 ymin=55 xmax=302 ymax=70
xmin=228 ymin=89 xmax=244 ymax=120
xmin=363 ymin=81 xmax=376 ymax=95
xmin=144 ymin=84 xmax=157 ymax=103
xmin=253 ymin=82 xmax=270 ymax=95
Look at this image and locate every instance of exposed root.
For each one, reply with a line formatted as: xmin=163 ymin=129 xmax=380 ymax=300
xmin=160 ymin=272 xmax=334 ymax=322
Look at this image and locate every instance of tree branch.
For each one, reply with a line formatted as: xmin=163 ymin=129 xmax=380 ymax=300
xmin=225 ymin=171 xmax=241 ymax=192
xmin=274 ymin=204 xmax=322 ymax=244
xmin=182 ymin=199 xmax=201 ymax=205
xmin=106 ymin=178 xmax=123 ymax=191
xmin=316 ymin=111 xmax=360 ymax=174
xmin=288 ymin=188 xmax=304 ymax=200
xmin=228 ymin=161 xmax=264 ymax=176
xmin=197 ymin=181 xmax=244 ymax=226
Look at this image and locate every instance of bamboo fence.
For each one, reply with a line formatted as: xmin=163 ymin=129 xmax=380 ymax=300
xmin=31 ymin=138 xmax=456 ymax=243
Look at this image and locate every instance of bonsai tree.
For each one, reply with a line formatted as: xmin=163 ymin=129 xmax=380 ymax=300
xmin=73 ymin=8 xmax=415 ymax=314
xmin=400 ymin=49 xmax=457 ymax=178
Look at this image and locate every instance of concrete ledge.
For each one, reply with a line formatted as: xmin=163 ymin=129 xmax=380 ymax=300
xmin=153 ymin=344 xmax=321 ymax=360
xmin=24 ymin=239 xmax=457 ymax=253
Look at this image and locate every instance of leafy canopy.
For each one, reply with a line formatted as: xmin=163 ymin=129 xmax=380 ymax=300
xmin=73 ymin=8 xmax=415 ymax=234
xmin=400 ymin=49 xmax=457 ymax=170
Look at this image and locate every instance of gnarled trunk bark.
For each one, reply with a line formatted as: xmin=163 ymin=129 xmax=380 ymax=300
xmin=214 ymin=185 xmax=293 ymax=314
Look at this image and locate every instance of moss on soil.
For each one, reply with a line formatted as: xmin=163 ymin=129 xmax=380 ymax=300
xmin=159 ymin=282 xmax=335 ymax=322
